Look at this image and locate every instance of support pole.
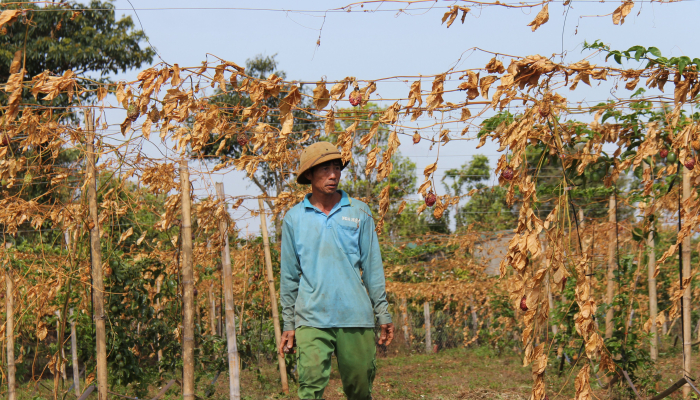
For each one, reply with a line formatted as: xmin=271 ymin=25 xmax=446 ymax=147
xmin=156 ymin=278 xmax=163 ymax=366
xmin=215 ymin=183 xmax=241 ymax=400
xmin=208 ymin=285 xmax=217 ymax=336
xmin=401 ymin=297 xmax=410 ymax=345
xmin=644 ymin=162 xmax=659 ymax=361
xmin=70 ymin=308 xmax=80 ymax=396
xmin=55 ymin=311 xmax=67 ymax=381
xmin=681 ymin=165 xmax=692 ymax=398
xmin=605 ymin=193 xmax=616 ymax=339
xmin=6 ymin=257 xmax=16 ymax=400
xmin=179 ymin=159 xmax=195 ymax=399
xmin=86 ymin=109 xmax=108 ymax=400
xmin=258 ymin=198 xmax=289 ymax=394
xmin=423 ymin=302 xmax=432 ymax=354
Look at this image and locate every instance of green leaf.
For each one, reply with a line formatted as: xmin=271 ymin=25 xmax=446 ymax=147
xmin=634 ymin=49 xmax=644 ymax=62
xmin=614 ymin=53 xmax=622 ymax=64
xmin=679 ymin=59 xmax=687 ymax=75
xmin=648 ymin=47 xmax=662 ymax=57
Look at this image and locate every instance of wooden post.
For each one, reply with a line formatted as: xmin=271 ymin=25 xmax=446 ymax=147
xmin=209 ymin=285 xmax=217 ymax=336
xmin=605 ymin=194 xmax=616 ymax=339
xmin=55 ymin=310 xmax=67 ymax=380
xmin=401 ymin=297 xmax=410 ymax=345
xmin=643 ymin=169 xmax=659 ymax=362
xmin=423 ymin=302 xmax=432 ymax=354
xmin=469 ymin=298 xmax=478 ymax=333
xmin=216 ymin=183 xmax=241 ymax=400
xmin=258 ymin=198 xmax=289 ymax=394
xmin=179 ymin=159 xmax=195 ymax=399
xmin=156 ymin=278 xmax=163 ymax=366
xmin=70 ymin=308 xmax=80 ymax=396
xmin=6 ymin=259 xmax=16 ymax=400
xmin=682 ymin=166 xmax=692 ymax=398
xmin=85 ymin=109 xmax=108 ymax=400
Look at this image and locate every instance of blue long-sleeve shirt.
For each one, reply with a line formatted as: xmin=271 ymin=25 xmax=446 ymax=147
xmin=280 ymin=190 xmax=392 ymax=332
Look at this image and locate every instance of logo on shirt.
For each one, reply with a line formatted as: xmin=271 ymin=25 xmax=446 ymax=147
xmin=342 ymin=216 xmax=360 ymax=224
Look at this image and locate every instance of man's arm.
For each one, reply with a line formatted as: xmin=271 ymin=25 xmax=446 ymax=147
xmin=359 ymin=208 xmax=392 ymax=327
xmin=280 ymin=217 xmax=301 ymax=332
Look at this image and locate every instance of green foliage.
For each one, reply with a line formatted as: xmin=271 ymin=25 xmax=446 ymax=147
xmin=584 ymin=40 xmax=699 ymax=74
xmin=0 ymin=0 xmax=154 ymax=81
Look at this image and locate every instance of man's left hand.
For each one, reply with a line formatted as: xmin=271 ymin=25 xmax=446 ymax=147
xmin=378 ymin=323 xmax=395 ymax=346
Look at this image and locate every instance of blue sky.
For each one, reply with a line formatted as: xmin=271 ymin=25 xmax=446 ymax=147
xmin=105 ymin=0 xmax=699 ymax=234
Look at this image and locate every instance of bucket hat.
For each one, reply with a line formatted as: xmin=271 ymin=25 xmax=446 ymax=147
xmin=296 ymin=142 xmax=347 ymax=184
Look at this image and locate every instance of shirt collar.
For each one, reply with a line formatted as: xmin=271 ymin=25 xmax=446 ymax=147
xmin=303 ymin=190 xmax=351 ymax=211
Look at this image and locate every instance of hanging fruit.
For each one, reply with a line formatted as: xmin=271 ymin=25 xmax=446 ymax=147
xmin=237 ymin=134 xmax=248 ymax=147
xmin=520 ymin=295 xmax=528 ymax=311
xmin=127 ymin=102 xmax=140 ymax=122
xmin=412 ymin=132 xmax=421 ymax=144
xmin=349 ymin=88 xmax=362 ymax=107
xmin=684 ymin=157 xmax=695 ymax=170
xmin=424 ymin=192 xmax=436 ymax=207
xmin=666 ymin=151 xmax=677 ymax=163
xmin=659 ymin=148 xmax=668 ymax=159
xmin=501 ymin=166 xmax=514 ymax=181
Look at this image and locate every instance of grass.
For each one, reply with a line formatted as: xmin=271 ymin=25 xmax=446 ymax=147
xmin=14 ymin=338 xmax=698 ymax=400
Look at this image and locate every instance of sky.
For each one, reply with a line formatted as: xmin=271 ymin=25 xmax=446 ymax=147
xmin=103 ymin=0 xmax=700 ymax=235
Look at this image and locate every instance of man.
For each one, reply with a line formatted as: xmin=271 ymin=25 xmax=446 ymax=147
xmin=279 ymin=141 xmax=395 ymax=400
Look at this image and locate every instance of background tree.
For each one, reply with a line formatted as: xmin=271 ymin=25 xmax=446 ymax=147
xmin=0 ymin=0 xmax=155 ymax=95
xmin=204 ymin=55 xmax=321 ymax=238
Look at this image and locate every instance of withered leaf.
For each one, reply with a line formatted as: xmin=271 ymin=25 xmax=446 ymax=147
xmin=312 ymin=81 xmax=330 ymax=110
xmin=118 ymin=227 xmax=134 ymax=244
xmin=406 ymin=80 xmax=422 ymax=111
xmin=324 ymin=109 xmax=335 ymax=135
xmin=172 ymin=64 xmax=181 ymax=87
xmin=0 ymin=9 xmax=20 ymax=30
xmin=396 ymin=200 xmax=406 ymax=216
xmin=330 ymin=77 xmax=352 ymax=101
xmin=485 ymin=58 xmax=505 ymax=74
xmin=460 ymin=107 xmax=472 ymax=121
xmin=479 ymin=76 xmax=497 ymax=99
xmin=424 ymin=162 xmax=437 ymax=178
xmin=9 ymin=50 xmax=22 ymax=75
xmin=426 ymin=74 xmax=445 ymax=115
xmin=527 ymin=4 xmax=549 ymax=32
xmin=612 ymin=1 xmax=634 ymax=25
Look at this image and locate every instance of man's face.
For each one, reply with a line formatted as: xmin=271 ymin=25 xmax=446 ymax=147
xmin=306 ymin=160 xmax=342 ymax=195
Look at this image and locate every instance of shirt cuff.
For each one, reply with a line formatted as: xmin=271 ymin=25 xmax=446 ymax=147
xmin=376 ymin=314 xmax=392 ymax=326
xmin=283 ymin=321 xmax=296 ymax=332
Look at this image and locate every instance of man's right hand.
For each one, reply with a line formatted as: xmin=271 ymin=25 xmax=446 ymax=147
xmin=279 ymin=330 xmax=296 ymax=356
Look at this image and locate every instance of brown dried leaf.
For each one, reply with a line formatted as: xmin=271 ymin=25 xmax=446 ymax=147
xmin=527 ymin=4 xmax=549 ymax=32
xmin=612 ymin=1 xmax=634 ymax=25
xmin=312 ymin=81 xmax=330 ymax=110
xmin=9 ymin=50 xmax=22 ymax=75
xmin=0 ymin=9 xmax=20 ymax=30
xmin=426 ymin=74 xmax=445 ymax=115
xmin=396 ymin=200 xmax=406 ymax=215
xmin=479 ymin=76 xmax=497 ymax=99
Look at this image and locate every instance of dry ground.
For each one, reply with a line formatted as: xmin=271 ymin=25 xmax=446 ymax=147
xmin=16 ymin=340 xmax=697 ymax=400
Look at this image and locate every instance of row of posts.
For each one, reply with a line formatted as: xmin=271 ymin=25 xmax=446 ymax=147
xmin=2 ymin=110 xmax=289 ymax=400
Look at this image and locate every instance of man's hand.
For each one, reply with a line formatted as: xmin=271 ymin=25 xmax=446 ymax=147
xmin=378 ymin=323 xmax=395 ymax=346
xmin=279 ymin=330 xmax=296 ymax=356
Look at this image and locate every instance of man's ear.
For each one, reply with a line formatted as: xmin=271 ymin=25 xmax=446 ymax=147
xmin=304 ymin=168 xmax=314 ymax=182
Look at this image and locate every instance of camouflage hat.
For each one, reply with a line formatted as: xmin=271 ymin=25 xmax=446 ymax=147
xmin=296 ymin=142 xmax=347 ymax=184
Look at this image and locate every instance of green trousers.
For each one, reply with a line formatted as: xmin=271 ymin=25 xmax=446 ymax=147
xmin=296 ymin=326 xmax=376 ymax=400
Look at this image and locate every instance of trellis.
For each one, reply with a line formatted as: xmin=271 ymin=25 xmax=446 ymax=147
xmin=1 ymin=1 xmax=699 ymax=399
